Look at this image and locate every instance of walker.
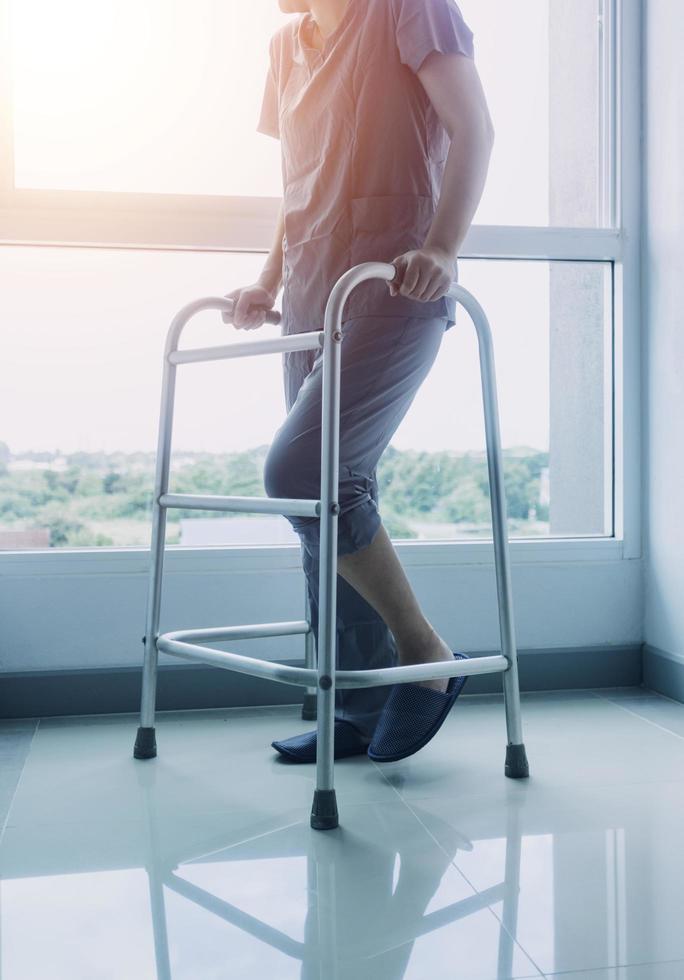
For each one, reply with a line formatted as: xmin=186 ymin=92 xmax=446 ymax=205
xmin=132 ymin=261 xmax=530 ymax=830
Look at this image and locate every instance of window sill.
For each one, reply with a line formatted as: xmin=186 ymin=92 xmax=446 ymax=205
xmin=0 ymin=536 xmax=631 ymax=578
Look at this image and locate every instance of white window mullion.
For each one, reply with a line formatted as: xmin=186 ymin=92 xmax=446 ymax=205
xmin=611 ymin=0 xmax=642 ymax=559
xmin=0 ymin=209 xmax=623 ymax=262
xmin=461 ymin=225 xmax=621 ymax=262
xmin=598 ymin=0 xmax=619 ymax=228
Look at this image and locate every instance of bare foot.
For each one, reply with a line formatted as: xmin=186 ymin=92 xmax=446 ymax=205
xmin=397 ymin=628 xmax=454 ymax=693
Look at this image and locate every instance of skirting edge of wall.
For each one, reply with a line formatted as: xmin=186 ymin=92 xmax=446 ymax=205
xmin=1 ymin=643 xmax=644 ymax=720
xmin=643 ymin=644 xmax=684 ymax=703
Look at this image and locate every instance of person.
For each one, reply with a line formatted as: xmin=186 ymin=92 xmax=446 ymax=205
xmin=225 ymin=0 xmax=494 ymax=763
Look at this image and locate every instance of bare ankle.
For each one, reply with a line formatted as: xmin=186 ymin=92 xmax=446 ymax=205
xmin=396 ymin=623 xmax=442 ymax=665
xmin=395 ymin=618 xmax=431 ymax=645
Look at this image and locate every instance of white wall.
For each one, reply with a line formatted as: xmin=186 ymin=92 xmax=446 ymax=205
xmin=0 ymin=545 xmax=641 ymax=677
xmin=643 ymin=0 xmax=684 ymax=659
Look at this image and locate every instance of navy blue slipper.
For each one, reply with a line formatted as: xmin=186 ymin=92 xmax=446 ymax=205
xmin=367 ymin=652 xmax=470 ymax=763
xmin=272 ymin=719 xmax=371 ymax=763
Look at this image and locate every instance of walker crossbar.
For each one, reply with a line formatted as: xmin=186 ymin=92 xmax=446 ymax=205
xmin=133 ymin=261 xmax=530 ymax=830
xmin=169 ymin=325 xmax=324 ymax=365
xmin=159 ymin=492 xmax=321 ymax=518
xmin=156 ymin=630 xmax=509 ymax=689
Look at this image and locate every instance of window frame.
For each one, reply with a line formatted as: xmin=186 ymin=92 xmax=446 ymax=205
xmin=0 ymin=0 xmax=642 ymax=570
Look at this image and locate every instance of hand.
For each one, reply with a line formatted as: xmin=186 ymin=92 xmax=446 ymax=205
xmin=224 ymin=282 xmax=277 ymax=330
xmin=388 ymin=247 xmax=458 ymax=302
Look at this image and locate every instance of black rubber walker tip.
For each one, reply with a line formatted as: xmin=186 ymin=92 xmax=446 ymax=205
xmin=310 ymin=789 xmax=339 ymax=830
xmin=134 ymin=726 xmax=157 ymax=759
xmin=505 ymin=742 xmax=530 ymax=778
xmin=301 ymin=693 xmax=317 ymax=721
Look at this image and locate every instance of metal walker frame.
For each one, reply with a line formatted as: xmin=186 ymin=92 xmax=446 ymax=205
xmin=133 ymin=261 xmax=530 ymax=830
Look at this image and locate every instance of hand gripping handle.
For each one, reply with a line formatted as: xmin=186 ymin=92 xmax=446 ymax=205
xmin=221 ymin=297 xmax=282 ymax=326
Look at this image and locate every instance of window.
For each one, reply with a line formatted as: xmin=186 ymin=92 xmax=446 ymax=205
xmin=463 ymin=0 xmax=611 ymax=228
xmin=8 ymin=3 xmax=282 ymax=199
xmin=0 ymin=248 xmax=612 ymax=548
xmin=0 ymin=0 xmax=637 ymax=557
xmin=1 ymin=0 xmax=612 ymax=241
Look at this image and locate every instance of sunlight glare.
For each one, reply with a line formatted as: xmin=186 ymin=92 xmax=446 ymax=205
xmin=10 ymin=0 xmax=287 ymax=196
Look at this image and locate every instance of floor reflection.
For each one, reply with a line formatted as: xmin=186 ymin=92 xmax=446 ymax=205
xmin=134 ymin=762 xmax=534 ymax=980
xmin=3 ymin=691 xmax=684 ymax=978
xmin=0 ymin=756 xmax=538 ymax=979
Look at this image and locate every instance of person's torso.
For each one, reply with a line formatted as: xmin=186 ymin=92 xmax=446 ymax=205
xmin=273 ymin=0 xmax=456 ymax=331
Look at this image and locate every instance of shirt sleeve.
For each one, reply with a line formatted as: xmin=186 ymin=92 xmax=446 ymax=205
xmin=256 ymin=37 xmax=280 ymax=140
xmin=393 ymin=0 xmax=475 ymax=74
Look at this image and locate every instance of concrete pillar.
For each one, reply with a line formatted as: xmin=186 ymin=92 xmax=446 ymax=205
xmin=548 ymin=0 xmax=608 ymax=534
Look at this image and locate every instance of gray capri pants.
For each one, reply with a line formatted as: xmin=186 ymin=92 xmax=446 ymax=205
xmin=263 ymin=312 xmax=448 ymax=739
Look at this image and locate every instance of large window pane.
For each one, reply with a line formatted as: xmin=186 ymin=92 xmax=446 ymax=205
xmin=9 ymin=0 xmax=286 ymax=198
xmin=0 ymin=247 xmax=612 ymax=550
xmin=459 ymin=0 xmax=605 ymax=227
xmin=8 ymin=0 xmax=606 ymax=227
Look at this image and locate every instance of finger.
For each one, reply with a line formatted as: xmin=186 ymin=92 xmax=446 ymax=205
xmin=399 ymin=258 xmax=422 ymax=297
xmin=425 ymin=276 xmax=449 ymax=302
xmin=247 ymin=310 xmax=266 ymax=330
xmin=234 ymin=293 xmax=252 ymax=328
xmin=415 ymin=270 xmax=441 ymax=301
xmin=424 ymin=284 xmax=444 ymax=302
xmin=244 ymin=309 xmax=261 ymax=329
xmin=400 ymin=261 xmax=421 ymax=297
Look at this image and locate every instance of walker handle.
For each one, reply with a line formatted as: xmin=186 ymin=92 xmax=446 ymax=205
xmin=221 ymin=298 xmax=281 ymax=326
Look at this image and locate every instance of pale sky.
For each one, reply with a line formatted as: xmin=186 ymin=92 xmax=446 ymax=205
xmin=0 ymin=1 xmax=598 ymax=456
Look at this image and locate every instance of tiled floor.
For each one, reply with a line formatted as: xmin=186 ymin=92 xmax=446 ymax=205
xmin=2 ymin=686 xmax=684 ymax=979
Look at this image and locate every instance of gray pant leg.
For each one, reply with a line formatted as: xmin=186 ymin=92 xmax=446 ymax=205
xmin=281 ymin=346 xmax=398 ymax=737
xmin=269 ymin=315 xmax=447 ymax=739
xmin=298 ymin=479 xmax=400 ymax=740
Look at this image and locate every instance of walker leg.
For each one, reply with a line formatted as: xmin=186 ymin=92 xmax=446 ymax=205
xmin=311 ymin=633 xmax=338 ymax=828
xmin=134 ymin=488 xmax=166 ymax=761
xmin=473 ymin=294 xmax=530 ymax=781
xmin=310 ymin=317 xmax=343 ymax=829
xmin=134 ymin=634 xmax=159 ymax=760
xmin=134 ymin=485 xmax=168 ymax=761
xmin=502 ymin=639 xmax=529 ymax=778
xmin=134 ymin=345 xmax=178 ymax=761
